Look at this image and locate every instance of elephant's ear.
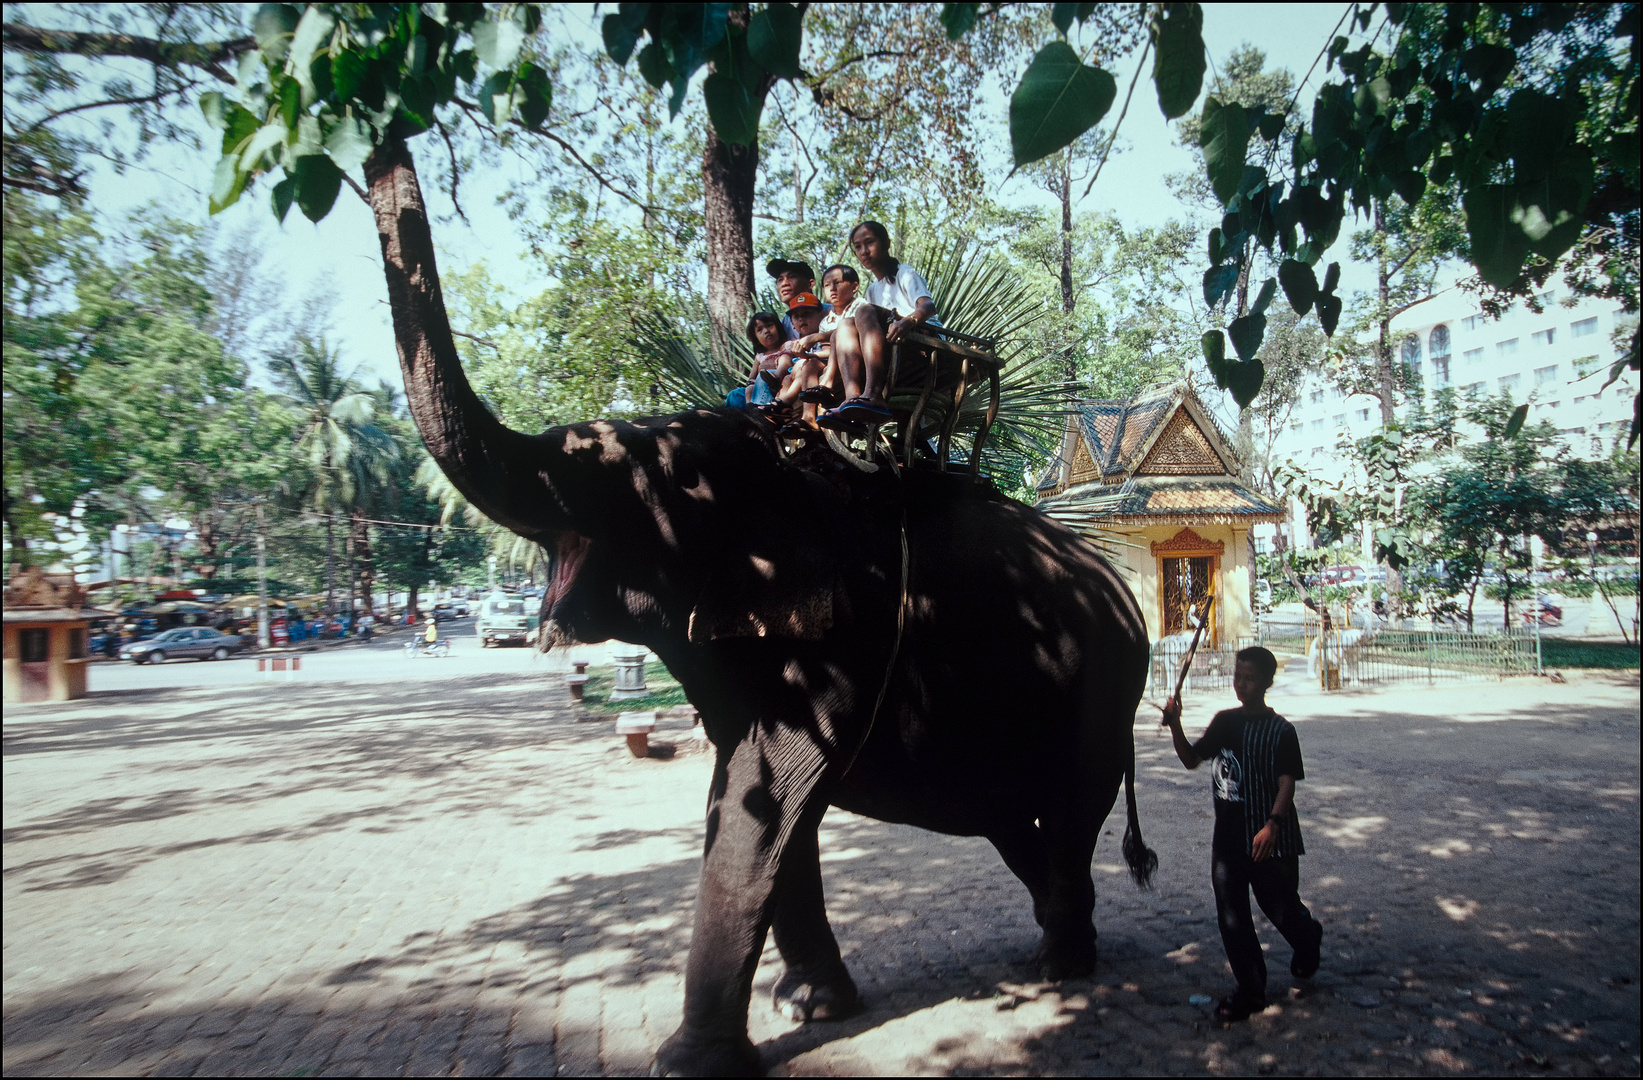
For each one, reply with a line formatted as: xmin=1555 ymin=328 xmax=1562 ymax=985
xmin=688 ymin=542 xmax=841 ymax=643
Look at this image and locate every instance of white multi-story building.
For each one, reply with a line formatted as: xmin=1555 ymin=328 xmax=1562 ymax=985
xmin=1271 ymin=287 xmax=1637 ymax=466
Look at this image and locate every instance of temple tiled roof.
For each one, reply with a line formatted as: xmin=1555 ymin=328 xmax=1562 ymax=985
xmin=1040 ymin=476 xmax=1287 ymax=525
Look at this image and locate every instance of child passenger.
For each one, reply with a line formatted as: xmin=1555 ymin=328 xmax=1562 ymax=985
xmin=744 ymin=311 xmax=789 ymax=406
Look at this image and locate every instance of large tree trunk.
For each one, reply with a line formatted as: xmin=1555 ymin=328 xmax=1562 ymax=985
xmin=363 ymin=132 xmax=554 ymax=540
xmin=702 ymin=125 xmax=761 ymax=364
xmin=1374 ymin=203 xmax=1397 ymax=426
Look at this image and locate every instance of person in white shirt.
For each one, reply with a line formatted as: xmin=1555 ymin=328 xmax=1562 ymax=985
xmin=821 ymin=220 xmax=941 ymax=430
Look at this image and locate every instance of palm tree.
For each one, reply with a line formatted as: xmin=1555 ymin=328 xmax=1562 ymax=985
xmin=269 ymin=337 xmax=397 ymax=616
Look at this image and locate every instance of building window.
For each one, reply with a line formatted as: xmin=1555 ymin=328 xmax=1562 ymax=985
xmin=1433 ymin=357 xmax=1451 ymax=385
xmin=1289 ymin=421 xmax=1303 ymax=433
xmin=1498 ymin=374 xmax=1521 ymax=392
xmin=1537 ymin=401 xmax=1561 ymax=412
xmin=1464 ymin=347 xmax=1484 ymax=365
xmin=1355 ymin=408 xmax=1371 ymax=421
xmin=1571 ymin=317 xmax=1599 ymax=338
xmin=20 ymin=628 xmax=49 ymax=663
xmin=1333 ymin=414 xmax=1346 ymax=425
xmin=1532 ymin=328 xmax=1556 ymax=346
xmin=1464 ymin=381 xmax=1485 ymax=396
xmin=1309 ymin=389 xmax=1324 ymax=405
xmin=1574 ymin=354 xmax=1602 ymax=377
xmin=1310 ymin=418 xmax=1325 ymax=430
xmin=1535 ymin=364 xmax=1559 ymax=386
xmin=1401 ymin=334 xmax=1422 ymax=368
xmin=1497 ymin=338 xmax=1519 ymax=356
xmin=1429 ymin=323 xmax=1451 ymax=359
xmin=1535 ymin=289 xmax=1556 ymax=305
xmin=1462 ymin=314 xmax=1487 ymax=331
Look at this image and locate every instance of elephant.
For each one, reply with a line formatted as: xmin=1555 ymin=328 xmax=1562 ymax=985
xmin=365 ymin=135 xmax=1157 ymax=1076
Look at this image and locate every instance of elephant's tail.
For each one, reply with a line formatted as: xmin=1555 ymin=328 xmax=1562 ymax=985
xmin=1121 ymin=757 xmax=1158 ymax=889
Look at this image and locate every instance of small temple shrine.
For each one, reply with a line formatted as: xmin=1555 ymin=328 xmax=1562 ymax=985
xmin=3 ymin=567 xmax=109 ymax=703
xmin=1034 ymin=383 xmax=1287 ymax=645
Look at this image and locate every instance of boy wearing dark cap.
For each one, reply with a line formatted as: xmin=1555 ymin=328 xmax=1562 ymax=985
xmin=1160 ymin=646 xmax=1323 ymax=1023
xmin=767 ymin=258 xmax=830 ymax=339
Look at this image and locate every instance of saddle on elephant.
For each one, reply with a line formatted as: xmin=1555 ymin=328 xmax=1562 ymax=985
xmin=827 ymin=322 xmax=1004 ymax=480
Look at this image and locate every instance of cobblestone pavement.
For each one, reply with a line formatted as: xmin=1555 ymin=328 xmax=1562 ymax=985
xmin=4 ymin=659 xmax=1638 ymax=1077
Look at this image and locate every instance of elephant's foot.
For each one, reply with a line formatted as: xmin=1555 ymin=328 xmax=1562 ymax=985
xmin=654 ymin=1027 xmax=761 ymax=1077
xmin=773 ymin=964 xmax=861 ymax=1022
xmin=1036 ymin=929 xmax=1098 ymax=981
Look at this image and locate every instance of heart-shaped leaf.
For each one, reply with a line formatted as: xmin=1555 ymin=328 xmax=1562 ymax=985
xmin=1316 ymin=293 xmax=1342 ymax=336
xmin=1250 ymin=276 xmax=1277 ymax=316
xmin=1201 ymin=329 xmax=1228 ymax=376
xmin=1202 ymin=264 xmax=1239 ymax=308
xmin=473 ymin=15 xmax=525 ymax=70
xmin=704 ymin=71 xmax=757 ymax=145
xmin=1503 ymin=402 xmax=1530 ymax=438
xmin=1150 ymin=2 xmax=1204 ymax=120
xmin=253 ymin=3 xmax=300 ymax=60
xmin=1009 ymin=42 xmax=1116 ymax=168
xmin=1199 ymin=97 xmax=1249 ymax=204
xmin=1228 ymin=311 xmax=1267 ymax=362
xmin=209 ymin=155 xmax=248 ymax=215
xmin=1224 ymin=357 xmax=1265 ymax=408
xmin=1278 ymin=259 xmax=1318 ymax=314
xmin=292 ymin=153 xmax=343 ymax=222
xmin=943 ymin=3 xmax=982 ymax=39
xmin=1321 ymin=261 xmax=1341 ymax=295
xmin=1464 ymin=184 xmax=1533 ymax=288
xmin=602 ymin=13 xmax=639 ymax=65
xmin=748 ymin=2 xmax=803 ymax=77
xmin=271 ymin=176 xmax=295 ymax=224
xmin=324 ymin=114 xmax=373 ymax=171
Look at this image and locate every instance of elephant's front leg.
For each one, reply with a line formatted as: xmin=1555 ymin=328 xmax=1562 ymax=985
xmin=771 ymin=813 xmax=859 ymax=1022
xmin=655 ymin=727 xmax=830 ymax=1077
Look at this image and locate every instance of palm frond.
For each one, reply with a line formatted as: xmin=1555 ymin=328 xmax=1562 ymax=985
xmin=1038 ymin=481 xmax=1142 ymax=558
xmin=633 ymin=310 xmax=748 ymax=411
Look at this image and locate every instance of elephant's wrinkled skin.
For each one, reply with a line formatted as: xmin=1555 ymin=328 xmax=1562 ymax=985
xmin=365 ymin=133 xmax=1153 ymax=1077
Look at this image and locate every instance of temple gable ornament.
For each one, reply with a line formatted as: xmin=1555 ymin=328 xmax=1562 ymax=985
xmin=1135 ymin=410 xmax=1223 ymax=475
xmin=1150 ymin=527 xmax=1225 ymax=556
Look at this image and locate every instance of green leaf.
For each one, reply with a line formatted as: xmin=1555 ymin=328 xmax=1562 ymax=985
xmin=239 ymin=122 xmax=288 ymax=172
xmin=1277 ymin=258 xmax=1318 ymax=314
xmin=292 ymin=154 xmax=343 ymax=222
xmin=289 ymin=114 xmax=323 ymax=158
xmin=279 ymin=78 xmax=302 ymax=131
xmin=1316 ymin=293 xmax=1342 ymax=335
xmin=1150 ymin=2 xmax=1204 ymax=120
xmin=324 ymin=114 xmax=373 ymax=171
xmin=199 ymin=91 xmax=228 ymax=130
xmin=209 ymin=155 xmax=248 ymax=215
xmin=221 ymin=105 xmax=260 ymax=156
xmin=1228 ymin=311 xmax=1266 ymax=362
xmin=289 ymin=6 xmax=336 ymax=105
xmin=253 ymin=4 xmax=300 ymax=60
xmin=1321 ymin=261 xmax=1340 ymax=295
xmin=479 ymin=71 xmax=514 ymax=124
xmin=1051 ymin=3 xmax=1098 ymax=35
xmin=1250 ymin=276 xmax=1277 ymax=316
xmin=748 ymin=2 xmax=803 ymax=78
xmin=271 ymin=176 xmax=295 ymax=223
xmin=1391 ymin=170 xmax=1426 ymax=204
xmin=516 ymin=62 xmax=553 ymax=129
xmin=636 ymin=41 xmax=674 ymax=89
xmin=473 ymin=15 xmax=525 ymax=69
xmin=1009 ymin=42 xmax=1117 ymax=169
xmin=1464 ymin=184 xmax=1533 ymax=288
xmin=942 ymin=3 xmax=982 ymax=40
xmin=1201 ymin=329 xmax=1226 ymax=369
xmin=1503 ymin=403 xmax=1530 ymax=438
xmin=1202 ymin=264 xmax=1238 ymax=308
xmin=1198 ymin=97 xmax=1249 ymax=204
xmin=703 ymin=71 xmax=757 ymax=145
xmin=332 ymin=49 xmax=369 ymax=103
xmin=1224 ymin=358 xmax=1265 ymax=408
xmin=602 ymin=13 xmax=639 ymax=64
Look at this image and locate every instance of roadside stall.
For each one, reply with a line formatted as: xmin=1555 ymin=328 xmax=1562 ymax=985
xmin=3 ymin=567 xmax=114 ymax=703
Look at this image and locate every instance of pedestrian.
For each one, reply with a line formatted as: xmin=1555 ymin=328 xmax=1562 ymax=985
xmin=359 ymin=611 xmax=375 ymax=641
xmin=1159 ymin=646 xmax=1323 ymax=1023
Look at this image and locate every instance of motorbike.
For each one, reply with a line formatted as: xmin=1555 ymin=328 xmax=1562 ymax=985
xmin=1522 ymin=596 xmax=1563 ymax=626
xmin=403 ymin=637 xmax=452 ymax=658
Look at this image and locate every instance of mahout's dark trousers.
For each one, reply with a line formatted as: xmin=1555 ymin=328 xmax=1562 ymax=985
xmin=1211 ymin=844 xmax=1318 ymax=999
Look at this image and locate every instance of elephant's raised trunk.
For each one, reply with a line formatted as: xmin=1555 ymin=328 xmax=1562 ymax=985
xmin=364 ymin=132 xmax=551 ymax=538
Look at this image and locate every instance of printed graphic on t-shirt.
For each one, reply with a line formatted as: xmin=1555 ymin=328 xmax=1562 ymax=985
xmin=1211 ymin=749 xmax=1243 ymax=803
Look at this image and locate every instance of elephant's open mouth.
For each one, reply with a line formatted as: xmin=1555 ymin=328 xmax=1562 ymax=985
xmin=548 ymin=531 xmax=592 ymax=611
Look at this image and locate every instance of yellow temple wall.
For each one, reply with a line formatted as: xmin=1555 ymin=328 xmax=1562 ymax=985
xmin=1101 ymin=523 xmax=1252 ymax=645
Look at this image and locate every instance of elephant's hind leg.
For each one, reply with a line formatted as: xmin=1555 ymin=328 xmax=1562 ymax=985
xmin=988 ymin=823 xmax=1051 ymax=929
xmin=771 ymin=815 xmax=860 ymax=1022
xmin=1037 ymin=773 xmax=1124 ymax=981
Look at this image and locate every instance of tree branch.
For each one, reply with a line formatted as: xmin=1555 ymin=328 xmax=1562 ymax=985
xmin=1 ymin=23 xmax=255 ymax=82
xmin=1082 ymin=36 xmax=1151 ymax=201
xmin=435 ymin=120 xmax=469 ymax=225
xmin=341 ymin=172 xmax=369 ymax=205
xmin=26 ymin=88 xmax=181 ymax=132
xmin=451 ymin=329 xmax=499 ymax=349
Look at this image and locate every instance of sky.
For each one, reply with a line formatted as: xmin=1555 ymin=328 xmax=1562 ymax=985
xmin=67 ymin=3 xmax=1364 ymax=390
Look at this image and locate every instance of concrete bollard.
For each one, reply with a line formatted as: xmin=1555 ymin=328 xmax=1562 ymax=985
xmin=573 ymin=660 xmax=589 ymax=676
xmin=258 ymin=656 xmax=300 ymax=682
xmin=615 ymin=709 xmax=658 ymax=757
xmin=609 ymin=647 xmax=651 ymax=701
xmin=565 ymin=673 xmax=589 ymax=701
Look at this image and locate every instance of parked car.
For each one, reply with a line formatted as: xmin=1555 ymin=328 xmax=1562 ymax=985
xmin=1317 ymin=564 xmax=1367 ymax=586
xmin=476 ymin=591 xmax=531 ymax=647
xmin=119 ymin=627 xmax=245 ymax=664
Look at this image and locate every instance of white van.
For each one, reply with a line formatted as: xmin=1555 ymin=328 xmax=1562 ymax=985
xmin=476 ymin=591 xmax=530 ymax=647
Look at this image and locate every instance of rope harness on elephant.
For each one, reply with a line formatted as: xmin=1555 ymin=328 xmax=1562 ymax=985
xmin=841 ymin=434 xmax=911 ymax=777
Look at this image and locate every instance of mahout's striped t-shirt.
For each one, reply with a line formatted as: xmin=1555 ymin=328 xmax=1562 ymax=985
xmin=1191 ymin=706 xmax=1306 ymax=858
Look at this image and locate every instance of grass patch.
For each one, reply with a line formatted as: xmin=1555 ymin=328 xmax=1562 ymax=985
xmin=1540 ymin=638 xmax=1641 ymax=670
xmin=579 ymin=660 xmax=691 ymax=711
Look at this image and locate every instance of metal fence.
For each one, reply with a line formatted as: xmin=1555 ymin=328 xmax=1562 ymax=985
xmin=1150 ymin=611 xmax=1540 ymax=695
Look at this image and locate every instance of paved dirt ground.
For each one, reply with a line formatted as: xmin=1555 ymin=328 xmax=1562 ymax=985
xmin=3 ymin=654 xmax=1638 ymax=1077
